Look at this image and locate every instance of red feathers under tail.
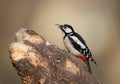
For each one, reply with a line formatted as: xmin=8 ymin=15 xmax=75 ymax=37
xmin=76 ymin=55 xmax=92 ymax=73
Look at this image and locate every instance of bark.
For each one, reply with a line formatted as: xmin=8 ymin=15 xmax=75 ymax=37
xmin=9 ymin=28 xmax=100 ymax=84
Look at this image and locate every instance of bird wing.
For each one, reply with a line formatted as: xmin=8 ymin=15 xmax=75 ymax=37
xmin=68 ymin=33 xmax=97 ymax=65
xmin=74 ymin=33 xmax=86 ymax=45
xmin=68 ymin=33 xmax=92 ymax=56
xmin=68 ymin=35 xmax=82 ymax=52
xmin=68 ymin=33 xmax=86 ymax=50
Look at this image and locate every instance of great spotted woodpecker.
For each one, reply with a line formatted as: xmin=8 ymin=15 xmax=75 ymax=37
xmin=56 ymin=24 xmax=97 ymax=73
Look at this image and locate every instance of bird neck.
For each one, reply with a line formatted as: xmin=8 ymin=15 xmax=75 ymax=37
xmin=63 ymin=32 xmax=74 ymax=39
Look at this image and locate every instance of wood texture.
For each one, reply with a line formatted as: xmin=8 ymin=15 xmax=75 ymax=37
xmin=9 ymin=28 xmax=100 ymax=84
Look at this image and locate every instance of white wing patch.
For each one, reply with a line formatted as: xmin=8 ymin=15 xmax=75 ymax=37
xmin=69 ymin=36 xmax=86 ymax=49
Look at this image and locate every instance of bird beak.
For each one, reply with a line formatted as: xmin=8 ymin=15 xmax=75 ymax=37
xmin=55 ymin=24 xmax=63 ymax=29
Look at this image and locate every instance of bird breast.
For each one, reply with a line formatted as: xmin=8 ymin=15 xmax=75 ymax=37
xmin=63 ymin=37 xmax=80 ymax=55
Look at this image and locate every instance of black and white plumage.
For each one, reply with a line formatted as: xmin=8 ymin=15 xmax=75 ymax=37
xmin=56 ymin=24 xmax=97 ymax=73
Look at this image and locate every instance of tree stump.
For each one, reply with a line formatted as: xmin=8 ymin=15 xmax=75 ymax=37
xmin=9 ymin=28 xmax=100 ymax=84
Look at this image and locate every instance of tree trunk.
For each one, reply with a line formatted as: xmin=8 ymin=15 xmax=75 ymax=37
xmin=9 ymin=28 xmax=100 ymax=84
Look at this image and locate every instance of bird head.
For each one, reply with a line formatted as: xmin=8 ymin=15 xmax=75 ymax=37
xmin=55 ymin=24 xmax=74 ymax=34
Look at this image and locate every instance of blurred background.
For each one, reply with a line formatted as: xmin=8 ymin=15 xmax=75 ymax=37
xmin=0 ymin=0 xmax=120 ymax=84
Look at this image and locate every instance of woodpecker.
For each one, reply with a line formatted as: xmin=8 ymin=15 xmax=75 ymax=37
xmin=55 ymin=24 xmax=97 ymax=73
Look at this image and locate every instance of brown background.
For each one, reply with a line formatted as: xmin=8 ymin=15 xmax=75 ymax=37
xmin=0 ymin=0 xmax=120 ymax=84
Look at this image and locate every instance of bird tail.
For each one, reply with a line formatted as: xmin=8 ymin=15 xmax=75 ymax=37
xmin=86 ymin=60 xmax=92 ymax=74
xmin=91 ymin=58 xmax=97 ymax=65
